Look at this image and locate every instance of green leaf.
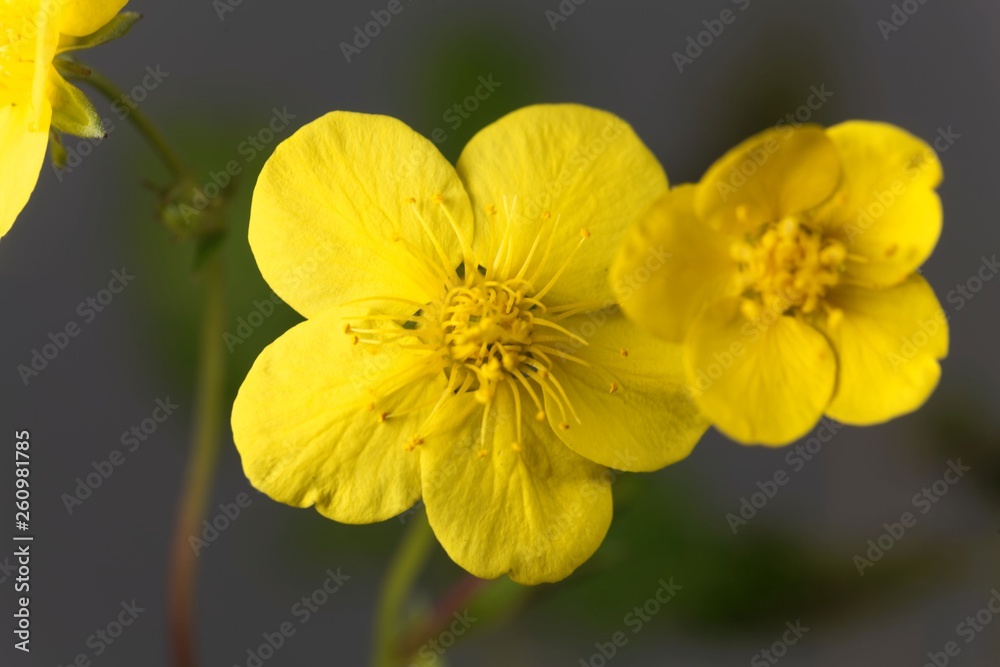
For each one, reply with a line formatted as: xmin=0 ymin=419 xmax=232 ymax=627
xmin=48 ymin=75 xmax=105 ymax=139
xmin=58 ymin=12 xmax=142 ymax=53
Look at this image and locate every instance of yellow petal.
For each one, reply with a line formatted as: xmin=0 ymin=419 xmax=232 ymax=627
xmin=695 ymin=125 xmax=842 ymax=234
xmin=249 ymin=111 xmax=474 ymax=319
xmin=546 ymin=309 xmax=709 ymax=471
xmin=57 ymin=0 xmax=129 ymax=37
xmin=0 ymin=101 xmax=52 ymax=237
xmin=232 ymin=307 xmax=449 ymax=524
xmin=684 ymin=299 xmax=836 ymax=446
xmin=824 ymin=122 xmax=943 ymax=286
xmin=456 ymin=104 xmax=668 ymax=304
xmin=818 ymin=276 xmax=948 ymax=425
xmin=422 ymin=384 xmax=612 ymax=584
xmin=611 ymin=185 xmax=737 ymax=343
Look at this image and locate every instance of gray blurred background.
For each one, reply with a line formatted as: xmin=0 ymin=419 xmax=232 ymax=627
xmin=1 ymin=0 xmax=999 ymax=664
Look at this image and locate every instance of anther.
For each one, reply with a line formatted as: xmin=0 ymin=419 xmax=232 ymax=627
xmin=826 ymin=307 xmax=844 ymax=329
xmin=404 ymin=436 xmax=425 ymax=452
xmin=541 ymin=211 xmax=552 ymax=220
xmin=609 ymin=381 xmax=619 ymax=394
xmin=378 ymin=412 xmax=389 ymax=423
xmin=619 ymin=348 xmax=629 ymax=358
xmin=486 ymin=204 xmax=497 ymax=216
xmin=558 ymin=422 xmax=570 ymax=431
xmin=535 ymin=410 xmax=546 ymax=421
xmin=477 ymin=449 xmax=489 ymax=458
xmin=433 ymin=193 xmax=445 ymax=204
xmin=580 ymin=228 xmax=591 ymax=239
xmin=512 ymin=442 xmax=523 ymax=453
xmin=344 ymin=324 xmax=353 ymax=334
xmin=740 ymin=299 xmax=762 ymax=321
xmin=405 ymin=197 xmax=417 ymax=205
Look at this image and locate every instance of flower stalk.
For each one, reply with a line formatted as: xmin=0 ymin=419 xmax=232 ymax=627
xmin=68 ymin=60 xmax=230 ymax=667
xmin=166 ymin=250 xmax=227 ymax=667
xmin=372 ymin=512 xmax=436 ymax=667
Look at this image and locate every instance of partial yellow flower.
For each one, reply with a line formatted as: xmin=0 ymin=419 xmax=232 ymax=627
xmin=232 ymin=105 xmax=709 ymax=584
xmin=1 ymin=0 xmax=131 ymax=236
xmin=612 ymin=122 xmax=948 ymax=446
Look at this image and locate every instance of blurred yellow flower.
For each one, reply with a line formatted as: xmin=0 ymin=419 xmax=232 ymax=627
xmin=612 ymin=122 xmax=948 ymax=446
xmin=1 ymin=0 xmax=131 ymax=236
xmin=232 ymin=105 xmax=708 ymax=584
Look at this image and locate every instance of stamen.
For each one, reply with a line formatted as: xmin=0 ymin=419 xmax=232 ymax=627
xmin=407 ymin=198 xmax=456 ymax=283
xmin=500 ymin=195 xmax=520 ymax=278
xmin=527 ymin=214 xmax=560 ymax=285
xmin=510 ymin=384 xmax=524 ymax=452
xmin=530 ymin=317 xmax=590 ymax=347
xmin=532 ymin=344 xmax=592 ymax=367
xmin=533 ymin=229 xmax=590 ymax=301
xmin=433 ymin=194 xmax=476 ymax=285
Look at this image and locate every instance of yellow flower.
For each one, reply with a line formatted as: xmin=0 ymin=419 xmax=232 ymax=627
xmin=1 ymin=0 xmax=131 ymax=236
xmin=612 ymin=122 xmax=948 ymax=446
xmin=232 ymin=105 xmax=708 ymax=584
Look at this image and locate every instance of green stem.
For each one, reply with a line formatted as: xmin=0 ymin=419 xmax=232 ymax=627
xmin=397 ymin=574 xmax=491 ymax=660
xmin=167 ymin=252 xmax=227 ymax=667
xmin=73 ymin=63 xmax=189 ymax=178
xmin=69 ymin=61 xmax=227 ymax=667
xmin=372 ymin=512 xmax=435 ymax=667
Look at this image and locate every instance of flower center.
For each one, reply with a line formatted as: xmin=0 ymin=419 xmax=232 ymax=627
xmin=436 ymin=279 xmax=536 ymax=401
xmin=345 ymin=195 xmax=612 ymax=457
xmin=0 ymin=2 xmax=45 ymax=107
xmin=730 ymin=215 xmax=846 ymax=317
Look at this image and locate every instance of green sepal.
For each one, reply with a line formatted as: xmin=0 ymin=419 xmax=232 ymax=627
xmin=48 ymin=74 xmax=106 ymax=139
xmin=58 ymin=12 xmax=143 ymax=53
xmin=49 ymin=130 xmax=69 ymax=170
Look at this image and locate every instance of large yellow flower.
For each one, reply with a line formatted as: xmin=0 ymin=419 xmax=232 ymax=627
xmin=232 ymin=105 xmax=708 ymax=584
xmin=612 ymin=123 xmax=948 ymax=446
xmin=1 ymin=0 xmax=130 ymax=236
